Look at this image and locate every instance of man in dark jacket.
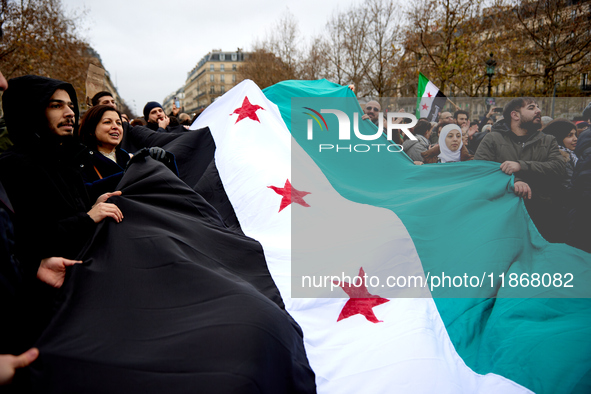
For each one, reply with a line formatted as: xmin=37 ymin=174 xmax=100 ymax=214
xmin=475 ymin=97 xmax=565 ymax=241
xmin=568 ymin=129 xmax=591 ymax=252
xmin=0 ymin=75 xmax=123 ymax=351
xmin=143 ymin=101 xmax=185 ymax=133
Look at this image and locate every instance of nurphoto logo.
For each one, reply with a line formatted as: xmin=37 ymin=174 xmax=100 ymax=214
xmin=302 ymin=105 xmax=417 ymax=153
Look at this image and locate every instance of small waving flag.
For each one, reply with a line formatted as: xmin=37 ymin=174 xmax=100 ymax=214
xmin=416 ymin=72 xmax=447 ymax=122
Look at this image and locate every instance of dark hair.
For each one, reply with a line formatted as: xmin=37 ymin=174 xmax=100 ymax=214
xmin=542 ymin=118 xmax=575 ymax=146
xmin=432 ymin=121 xmax=447 ymax=136
xmin=78 ymin=105 xmax=122 ymax=148
xmin=502 ymin=97 xmax=536 ymax=122
xmin=91 ymin=91 xmax=114 ymax=106
xmin=130 ymin=117 xmax=147 ymax=127
xmin=454 ymin=110 xmax=469 ymax=120
xmin=413 ymin=119 xmax=432 ymax=136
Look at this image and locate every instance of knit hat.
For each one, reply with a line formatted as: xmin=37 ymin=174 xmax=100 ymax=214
xmin=143 ymin=101 xmax=163 ymax=121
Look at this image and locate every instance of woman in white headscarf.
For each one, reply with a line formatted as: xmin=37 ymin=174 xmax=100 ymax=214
xmin=421 ymin=123 xmax=473 ymax=164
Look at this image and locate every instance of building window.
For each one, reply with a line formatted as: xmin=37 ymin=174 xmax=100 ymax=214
xmin=232 ymin=53 xmax=237 ymax=61
xmin=210 ymin=74 xmax=214 ymax=82
xmin=232 ymin=64 xmax=237 ymax=71
xmin=210 ymin=85 xmax=215 ymax=94
xmin=210 ymin=64 xmax=214 ymax=72
xmin=221 ymin=85 xmax=225 ymax=94
xmin=220 ymin=54 xmax=225 ymax=61
xmin=220 ymin=74 xmax=225 ymax=82
xmin=232 ymin=74 xmax=236 ymax=83
xmin=220 ymin=64 xmax=225 ymax=72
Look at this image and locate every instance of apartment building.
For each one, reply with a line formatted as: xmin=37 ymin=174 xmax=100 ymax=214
xmin=183 ymin=49 xmax=249 ymax=115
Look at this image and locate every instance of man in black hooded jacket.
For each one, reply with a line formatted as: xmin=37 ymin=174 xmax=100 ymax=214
xmin=0 ymin=75 xmax=123 ymax=351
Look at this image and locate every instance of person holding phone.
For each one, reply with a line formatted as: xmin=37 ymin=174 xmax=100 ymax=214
xmin=471 ymin=106 xmax=502 ymax=152
xmin=478 ymin=106 xmax=501 ymax=130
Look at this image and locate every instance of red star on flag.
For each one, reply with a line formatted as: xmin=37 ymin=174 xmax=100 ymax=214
xmin=427 ymin=92 xmax=433 ymax=98
xmin=422 ymin=103 xmax=429 ymax=111
xmin=230 ymin=96 xmax=265 ymax=124
xmin=268 ymin=179 xmax=311 ymax=212
xmin=334 ymin=267 xmax=389 ymax=323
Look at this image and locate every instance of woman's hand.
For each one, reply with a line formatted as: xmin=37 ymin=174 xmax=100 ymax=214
xmin=88 ymin=191 xmax=123 ymax=223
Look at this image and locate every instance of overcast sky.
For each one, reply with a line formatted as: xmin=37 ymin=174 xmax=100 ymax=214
xmin=60 ymin=0 xmax=358 ymax=116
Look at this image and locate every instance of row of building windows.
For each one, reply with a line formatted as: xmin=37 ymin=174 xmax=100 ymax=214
xmin=219 ymin=53 xmax=238 ymax=61
xmin=209 ymin=64 xmax=237 ymax=72
xmin=208 ymin=85 xmax=225 ymax=94
xmin=189 ymin=83 xmax=231 ymax=97
xmin=209 ymin=74 xmax=236 ymax=82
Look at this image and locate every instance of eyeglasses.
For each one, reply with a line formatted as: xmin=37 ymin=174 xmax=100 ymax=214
xmin=366 ymin=106 xmax=380 ymax=112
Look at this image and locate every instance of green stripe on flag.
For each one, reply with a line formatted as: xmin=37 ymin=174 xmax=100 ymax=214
xmin=417 ymin=72 xmax=430 ymax=118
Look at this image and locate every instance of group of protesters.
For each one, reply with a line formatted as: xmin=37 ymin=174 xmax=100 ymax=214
xmin=0 ymin=69 xmax=589 ymax=389
xmin=0 ymin=73 xmax=189 ymax=388
xmin=363 ymin=98 xmax=591 ymax=252
xmin=0 ymin=70 xmax=321 ymax=392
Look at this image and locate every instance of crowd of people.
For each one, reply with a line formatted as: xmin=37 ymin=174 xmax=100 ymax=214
xmin=362 ymin=97 xmax=591 ymax=250
xmin=0 ymin=73 xmax=198 ymax=388
xmin=0 ymin=71 xmax=589 ymax=389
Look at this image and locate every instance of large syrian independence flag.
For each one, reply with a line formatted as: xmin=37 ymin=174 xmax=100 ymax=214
xmin=417 ymin=72 xmax=447 ymax=122
xmin=187 ymin=80 xmax=532 ymax=393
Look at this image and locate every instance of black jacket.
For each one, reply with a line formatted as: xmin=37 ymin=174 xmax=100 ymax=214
xmin=0 ymin=76 xmax=97 ymax=278
xmin=146 ymin=121 xmax=186 ymax=133
xmin=568 ymin=129 xmax=591 ymax=252
xmin=80 ymin=147 xmax=130 ymax=201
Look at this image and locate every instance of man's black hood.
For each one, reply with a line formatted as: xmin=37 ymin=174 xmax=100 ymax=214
xmin=2 ymin=75 xmax=79 ymax=147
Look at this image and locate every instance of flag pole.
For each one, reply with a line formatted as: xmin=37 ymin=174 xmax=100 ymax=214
xmin=446 ymin=97 xmax=461 ymax=111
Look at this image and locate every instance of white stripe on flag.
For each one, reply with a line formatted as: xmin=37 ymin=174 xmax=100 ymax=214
xmin=419 ymin=81 xmax=440 ymax=118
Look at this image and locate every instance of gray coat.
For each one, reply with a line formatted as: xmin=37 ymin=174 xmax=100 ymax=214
xmin=403 ymin=134 xmax=430 ymax=162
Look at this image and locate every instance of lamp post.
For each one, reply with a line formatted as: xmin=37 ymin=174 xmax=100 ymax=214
xmin=485 ymin=53 xmax=497 ymax=112
xmin=485 ymin=53 xmax=497 ymax=97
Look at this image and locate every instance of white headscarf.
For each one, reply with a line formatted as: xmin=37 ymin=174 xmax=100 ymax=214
xmin=438 ymin=124 xmax=463 ymax=163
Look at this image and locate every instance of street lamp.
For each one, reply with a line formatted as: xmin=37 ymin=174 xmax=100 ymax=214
xmin=485 ymin=53 xmax=497 ymax=98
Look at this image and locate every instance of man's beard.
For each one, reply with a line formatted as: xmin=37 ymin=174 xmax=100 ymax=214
xmin=520 ymin=119 xmax=541 ymax=133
